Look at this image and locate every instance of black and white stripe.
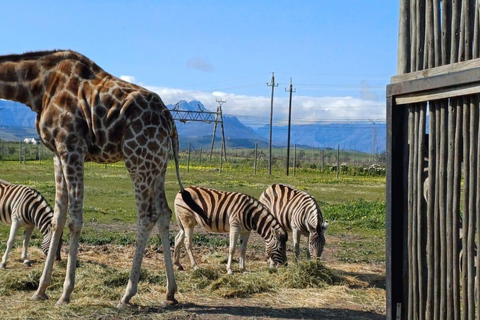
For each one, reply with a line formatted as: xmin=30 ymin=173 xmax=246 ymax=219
xmin=173 ymin=186 xmax=288 ymax=274
xmin=259 ymin=183 xmax=328 ymax=262
xmin=0 ymin=179 xmax=61 ymax=268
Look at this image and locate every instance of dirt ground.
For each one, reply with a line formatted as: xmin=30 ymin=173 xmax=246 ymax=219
xmin=0 ymin=223 xmax=386 ymax=320
xmin=86 ymin=224 xmax=386 ymax=320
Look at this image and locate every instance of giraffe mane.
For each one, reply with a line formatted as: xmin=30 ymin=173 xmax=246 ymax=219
xmin=0 ymin=50 xmax=96 ymax=67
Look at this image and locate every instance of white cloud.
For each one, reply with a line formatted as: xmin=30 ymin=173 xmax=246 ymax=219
xmin=145 ymin=85 xmax=385 ymax=128
xmin=120 ymin=75 xmax=136 ymax=83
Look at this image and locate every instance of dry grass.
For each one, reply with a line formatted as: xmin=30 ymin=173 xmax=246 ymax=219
xmin=0 ymin=231 xmax=385 ymax=320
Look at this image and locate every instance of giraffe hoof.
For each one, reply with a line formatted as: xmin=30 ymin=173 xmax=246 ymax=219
xmin=23 ymin=261 xmax=32 ymax=267
xmin=31 ymin=292 xmax=49 ymax=301
xmin=0 ymin=262 xmax=6 ymax=269
xmin=117 ymin=301 xmax=133 ymax=309
xmin=56 ymin=297 xmax=70 ymax=306
xmin=166 ymin=294 xmax=178 ymax=306
xmin=174 ymin=264 xmax=184 ymax=271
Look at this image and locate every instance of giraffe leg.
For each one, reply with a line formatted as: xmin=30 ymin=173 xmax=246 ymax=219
xmin=155 ymin=172 xmax=177 ymax=305
xmin=1 ymin=219 xmax=21 ymax=269
xmin=21 ymin=226 xmax=34 ymax=267
xmin=119 ymin=172 xmax=159 ymax=307
xmin=156 ymin=203 xmax=178 ymax=305
xmin=238 ymin=232 xmax=250 ymax=272
xmin=33 ymin=155 xmax=68 ymax=301
xmin=57 ymin=155 xmax=85 ymax=305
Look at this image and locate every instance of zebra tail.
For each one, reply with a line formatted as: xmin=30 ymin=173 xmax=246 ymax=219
xmin=181 ymin=190 xmax=211 ymax=226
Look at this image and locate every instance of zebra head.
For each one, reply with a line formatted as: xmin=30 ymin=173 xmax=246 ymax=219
xmin=309 ymin=220 xmax=328 ymax=258
xmin=266 ymin=228 xmax=288 ymax=268
xmin=42 ymin=228 xmax=62 ymax=261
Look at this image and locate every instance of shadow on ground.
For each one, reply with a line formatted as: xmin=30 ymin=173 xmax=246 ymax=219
xmin=137 ymin=303 xmax=384 ymax=320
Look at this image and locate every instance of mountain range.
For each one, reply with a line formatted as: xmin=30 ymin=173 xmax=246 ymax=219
xmin=0 ymin=99 xmax=386 ymax=153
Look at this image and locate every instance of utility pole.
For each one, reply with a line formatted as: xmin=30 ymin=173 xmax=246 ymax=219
xmin=285 ymin=78 xmax=296 ymax=176
xmin=266 ymin=72 xmax=278 ymax=175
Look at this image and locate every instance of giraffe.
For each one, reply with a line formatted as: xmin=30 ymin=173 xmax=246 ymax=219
xmin=0 ymin=50 xmax=184 ymax=307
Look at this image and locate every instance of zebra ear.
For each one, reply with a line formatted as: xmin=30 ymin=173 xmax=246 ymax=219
xmin=274 ymin=228 xmax=288 ymax=242
xmin=322 ymin=220 xmax=329 ymax=231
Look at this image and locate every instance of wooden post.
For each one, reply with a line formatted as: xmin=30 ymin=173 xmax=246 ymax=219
xmin=336 ymin=145 xmax=339 ymax=179
xmin=187 ymin=143 xmax=191 ymax=173
xmin=293 ymin=144 xmax=296 ymax=177
xmin=254 ymin=143 xmax=258 ymax=175
xmin=219 ymin=142 xmax=223 ymax=174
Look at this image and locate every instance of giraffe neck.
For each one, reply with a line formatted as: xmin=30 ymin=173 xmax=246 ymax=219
xmin=0 ymin=58 xmax=45 ymax=112
xmin=0 ymin=50 xmax=98 ymax=114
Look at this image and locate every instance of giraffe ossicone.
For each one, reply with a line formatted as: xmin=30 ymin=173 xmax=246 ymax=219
xmin=0 ymin=50 xmax=184 ymax=307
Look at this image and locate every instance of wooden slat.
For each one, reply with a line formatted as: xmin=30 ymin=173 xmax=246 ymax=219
xmin=395 ymin=82 xmax=480 ymax=105
xmin=391 ymin=58 xmax=480 ymax=84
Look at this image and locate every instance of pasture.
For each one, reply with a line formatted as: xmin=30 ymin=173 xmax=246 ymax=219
xmin=0 ymin=160 xmax=386 ymax=319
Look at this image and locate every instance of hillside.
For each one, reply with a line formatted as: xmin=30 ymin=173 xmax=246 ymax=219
xmin=0 ymin=99 xmax=386 ymax=153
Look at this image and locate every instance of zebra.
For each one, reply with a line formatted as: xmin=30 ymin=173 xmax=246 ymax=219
xmin=173 ymin=186 xmax=288 ymax=274
xmin=0 ymin=179 xmax=62 ymax=268
xmin=259 ymin=183 xmax=328 ymax=262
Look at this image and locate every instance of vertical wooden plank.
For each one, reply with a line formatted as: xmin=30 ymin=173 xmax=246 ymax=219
xmin=440 ymin=100 xmax=448 ymax=319
xmin=467 ymin=96 xmax=477 ymax=320
xmin=408 ymin=106 xmax=415 ymax=320
xmin=426 ymin=101 xmax=436 ymax=320
xmin=473 ymin=0 xmax=480 ymax=59
xmin=462 ymin=97 xmax=470 ymax=320
xmin=417 ymin=0 xmax=426 ymax=70
xmin=446 ymin=100 xmax=456 ymax=320
xmin=417 ymin=104 xmax=427 ymax=319
xmin=412 ymin=0 xmax=418 ymax=71
xmin=398 ymin=0 xmax=411 ymax=74
xmin=425 ymin=0 xmax=434 ymax=68
xmin=434 ymin=102 xmax=442 ymax=320
xmin=412 ymin=106 xmax=420 ymax=318
xmin=386 ymin=95 xmax=409 ymax=320
xmin=451 ymin=0 xmax=461 ymax=64
xmin=452 ymin=97 xmax=462 ymax=320
xmin=433 ymin=0 xmax=442 ymax=66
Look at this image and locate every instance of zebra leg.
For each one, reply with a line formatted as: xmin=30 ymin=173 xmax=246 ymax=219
xmin=238 ymin=232 xmax=250 ymax=272
xmin=33 ymin=155 xmax=68 ymax=301
xmin=173 ymin=228 xmax=185 ymax=270
xmin=227 ymin=228 xmax=240 ymax=275
xmin=292 ymin=228 xmax=301 ymax=263
xmin=21 ymin=226 xmax=34 ymax=267
xmin=184 ymin=227 xmax=198 ymax=270
xmin=1 ymin=219 xmax=21 ymax=269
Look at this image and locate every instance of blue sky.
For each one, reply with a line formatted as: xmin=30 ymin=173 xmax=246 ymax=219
xmin=1 ymin=1 xmax=398 ymax=127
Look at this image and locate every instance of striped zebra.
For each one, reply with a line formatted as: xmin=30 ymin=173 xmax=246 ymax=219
xmin=259 ymin=183 xmax=328 ymax=262
xmin=0 ymin=179 xmax=62 ymax=268
xmin=173 ymin=186 xmax=288 ymax=274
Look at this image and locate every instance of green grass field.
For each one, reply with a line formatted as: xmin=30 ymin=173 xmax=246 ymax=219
xmin=0 ymin=160 xmax=386 ymax=319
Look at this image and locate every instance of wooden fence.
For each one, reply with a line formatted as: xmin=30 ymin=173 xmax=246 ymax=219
xmin=387 ymin=1 xmax=480 ymax=319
